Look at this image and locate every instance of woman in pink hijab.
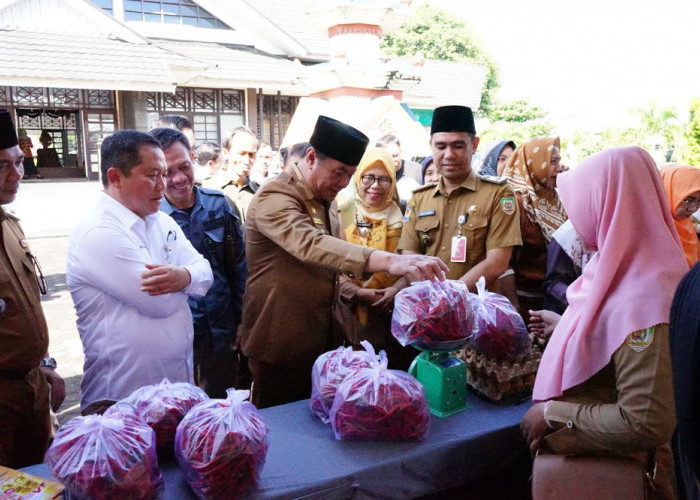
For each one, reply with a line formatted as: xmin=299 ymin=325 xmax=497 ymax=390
xmin=521 ymin=147 xmax=688 ymax=497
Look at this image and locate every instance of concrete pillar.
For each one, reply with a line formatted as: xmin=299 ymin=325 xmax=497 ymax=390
xmin=120 ymin=91 xmax=150 ymax=131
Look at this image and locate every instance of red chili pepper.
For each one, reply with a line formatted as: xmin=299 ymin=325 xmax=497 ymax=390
xmin=45 ymin=410 xmax=163 ymax=499
xmin=391 ymin=280 xmax=475 ymax=346
xmin=109 ymin=379 xmax=209 ymax=459
xmin=310 ymin=347 xmax=373 ymax=423
xmin=329 ymin=366 xmax=430 ymax=442
xmin=175 ymin=390 xmax=269 ymax=499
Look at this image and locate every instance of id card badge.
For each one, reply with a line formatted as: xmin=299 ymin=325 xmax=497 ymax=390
xmin=451 ymin=235 xmax=467 ymax=262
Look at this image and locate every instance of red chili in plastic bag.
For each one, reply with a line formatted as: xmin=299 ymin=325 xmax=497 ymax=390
xmin=108 ymin=378 xmax=208 ymax=458
xmin=329 ymin=344 xmax=430 ymax=441
xmin=391 ymin=280 xmax=475 ymax=346
xmin=310 ymin=346 xmax=373 ymax=423
xmin=45 ymin=409 xmax=163 ymax=500
xmin=467 ymin=277 xmax=531 ymax=362
xmin=175 ymin=389 xmax=269 ymax=499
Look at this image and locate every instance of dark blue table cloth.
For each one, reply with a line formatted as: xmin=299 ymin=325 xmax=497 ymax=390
xmin=24 ymin=395 xmax=531 ymax=499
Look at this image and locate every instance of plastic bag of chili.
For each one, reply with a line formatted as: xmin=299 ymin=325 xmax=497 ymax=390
xmin=310 ymin=345 xmax=374 ymax=423
xmin=175 ymin=389 xmax=269 ymax=499
xmin=45 ymin=408 xmax=163 ymax=500
xmin=467 ymin=276 xmax=531 ymax=362
xmin=329 ymin=342 xmax=430 ymax=441
xmin=391 ymin=279 xmax=475 ymax=346
xmin=108 ymin=378 xmax=209 ymax=459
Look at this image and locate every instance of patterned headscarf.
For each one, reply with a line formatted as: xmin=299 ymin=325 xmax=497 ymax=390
xmin=502 ymin=137 xmax=567 ymax=242
xmin=660 ymin=164 xmax=700 ymax=268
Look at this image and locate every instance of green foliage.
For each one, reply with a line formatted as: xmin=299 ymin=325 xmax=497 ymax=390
xmin=685 ymin=98 xmax=700 ymax=166
xmin=489 ymin=100 xmax=546 ymax=123
xmin=381 ymin=4 xmax=499 ymax=114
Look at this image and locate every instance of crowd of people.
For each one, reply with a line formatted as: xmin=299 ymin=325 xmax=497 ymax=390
xmin=2 ymin=103 xmax=700 ymax=498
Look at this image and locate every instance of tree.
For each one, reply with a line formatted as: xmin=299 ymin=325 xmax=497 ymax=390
xmin=381 ymin=4 xmax=499 ymax=115
xmin=684 ymin=98 xmax=700 ymax=166
xmin=489 ymin=100 xmax=546 ymax=123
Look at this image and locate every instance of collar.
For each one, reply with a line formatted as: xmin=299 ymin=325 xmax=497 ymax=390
xmin=160 ymin=187 xmax=201 ymax=216
xmin=291 ymin=163 xmax=317 ymax=202
xmin=432 ymin=168 xmax=477 ymax=197
xmin=99 ymin=191 xmax=158 ymax=231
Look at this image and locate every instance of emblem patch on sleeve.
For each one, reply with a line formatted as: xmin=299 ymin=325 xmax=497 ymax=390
xmin=500 ymin=196 xmax=515 ymax=215
xmin=628 ymin=327 xmax=655 ymax=352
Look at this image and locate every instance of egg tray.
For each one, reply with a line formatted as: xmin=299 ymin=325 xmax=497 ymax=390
xmin=453 ymin=348 xmax=542 ymax=405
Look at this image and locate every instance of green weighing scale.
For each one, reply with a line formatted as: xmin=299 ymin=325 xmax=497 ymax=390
xmin=408 ymin=338 xmax=470 ymax=418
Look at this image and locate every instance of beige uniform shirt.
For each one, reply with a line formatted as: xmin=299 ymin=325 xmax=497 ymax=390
xmin=240 ymin=165 xmax=373 ymax=368
xmin=0 ymin=209 xmax=48 ymax=371
xmin=398 ymin=170 xmax=522 ymax=280
xmin=544 ymin=324 xmax=675 ymax=455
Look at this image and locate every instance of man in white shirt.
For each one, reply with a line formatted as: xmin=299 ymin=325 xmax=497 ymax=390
xmin=67 ymin=130 xmax=213 ymax=415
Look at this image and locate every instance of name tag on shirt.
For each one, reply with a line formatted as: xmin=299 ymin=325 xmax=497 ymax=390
xmin=451 ymin=236 xmax=467 ymax=262
xmin=418 ymin=210 xmax=436 ymax=218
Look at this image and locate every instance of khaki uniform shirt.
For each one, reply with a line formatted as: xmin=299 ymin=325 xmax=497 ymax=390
xmin=543 ymin=325 xmax=676 ymax=497
xmin=0 ymin=209 xmax=48 ymax=372
xmin=544 ymin=324 xmax=675 ymax=455
xmin=240 ymin=165 xmax=373 ymax=368
xmin=222 ymin=181 xmax=256 ymax=224
xmin=398 ymin=170 xmax=522 ymax=280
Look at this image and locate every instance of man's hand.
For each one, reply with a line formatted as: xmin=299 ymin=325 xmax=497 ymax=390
xmin=140 ymin=264 xmax=191 ymax=296
xmin=388 ymin=254 xmax=449 ymax=283
xmin=40 ymin=367 xmax=66 ymax=412
xmin=528 ymin=309 xmax=561 ymax=340
xmin=521 ymin=402 xmax=550 ymax=454
xmin=354 ymin=287 xmax=381 ymax=305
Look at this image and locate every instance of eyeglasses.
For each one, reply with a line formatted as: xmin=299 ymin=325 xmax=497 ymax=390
xmin=26 ymin=252 xmax=48 ymax=295
xmin=360 ymin=174 xmax=392 ymax=189
xmin=681 ymin=197 xmax=700 ymax=210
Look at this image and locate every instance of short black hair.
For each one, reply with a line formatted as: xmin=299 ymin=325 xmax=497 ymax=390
xmin=375 ymin=134 xmax=400 ymax=148
xmin=193 ymin=142 xmax=222 ymax=167
xmin=283 ymin=141 xmax=311 ymax=168
xmin=100 ymin=130 xmax=161 ymax=187
xmin=222 ymin=125 xmax=257 ymax=151
xmin=151 ymin=114 xmax=193 ymax=132
xmin=149 ymin=127 xmax=190 ymax=154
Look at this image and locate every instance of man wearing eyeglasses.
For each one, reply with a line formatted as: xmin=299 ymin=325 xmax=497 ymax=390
xmin=399 ymin=105 xmax=522 ymax=293
xmin=0 ymin=109 xmax=65 ymax=468
xmin=240 ymin=115 xmax=449 ymax=408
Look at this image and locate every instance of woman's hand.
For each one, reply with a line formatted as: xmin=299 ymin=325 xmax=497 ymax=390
xmin=521 ymin=402 xmax=550 ymax=454
xmin=528 ymin=309 xmax=561 ymax=340
xmin=372 ymin=287 xmax=399 ymax=310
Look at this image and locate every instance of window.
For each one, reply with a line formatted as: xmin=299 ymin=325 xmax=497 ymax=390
xmin=123 ymin=0 xmax=232 ymax=29
xmin=91 ymin=0 xmax=113 ymax=14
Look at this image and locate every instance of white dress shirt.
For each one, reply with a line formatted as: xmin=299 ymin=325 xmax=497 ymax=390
xmin=67 ymin=192 xmax=213 ymax=410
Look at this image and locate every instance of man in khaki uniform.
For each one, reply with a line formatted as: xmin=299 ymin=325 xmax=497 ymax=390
xmin=240 ymin=115 xmax=448 ymax=408
xmin=0 ymin=110 xmax=65 ymax=468
xmin=399 ymin=105 xmax=522 ymax=291
xmin=219 ymin=126 xmax=258 ymax=223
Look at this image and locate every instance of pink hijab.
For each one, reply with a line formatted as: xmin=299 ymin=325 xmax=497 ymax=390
xmin=533 ymin=147 xmax=688 ymax=401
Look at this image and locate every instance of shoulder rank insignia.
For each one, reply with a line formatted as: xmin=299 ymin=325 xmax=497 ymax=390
xmin=500 ymin=196 xmax=516 ymax=216
xmin=479 ymin=174 xmax=507 ymax=185
xmin=628 ymin=327 xmax=655 ymax=352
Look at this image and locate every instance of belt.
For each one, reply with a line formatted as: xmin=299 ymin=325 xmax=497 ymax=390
xmin=0 ymin=369 xmax=29 ymax=381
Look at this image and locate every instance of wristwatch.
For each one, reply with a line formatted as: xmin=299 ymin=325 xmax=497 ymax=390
xmin=39 ymin=357 xmax=57 ymax=369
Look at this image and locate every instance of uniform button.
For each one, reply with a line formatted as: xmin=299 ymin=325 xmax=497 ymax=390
xmin=468 ymin=223 xmax=473 ymax=228
xmin=448 ymin=200 xmax=453 ymax=205
xmin=444 ymin=224 xmax=449 ymax=229
xmin=441 ymin=246 xmax=446 ymax=251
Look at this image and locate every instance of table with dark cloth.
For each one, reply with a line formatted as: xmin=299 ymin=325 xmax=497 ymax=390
xmin=23 ymin=395 xmax=532 ymax=499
